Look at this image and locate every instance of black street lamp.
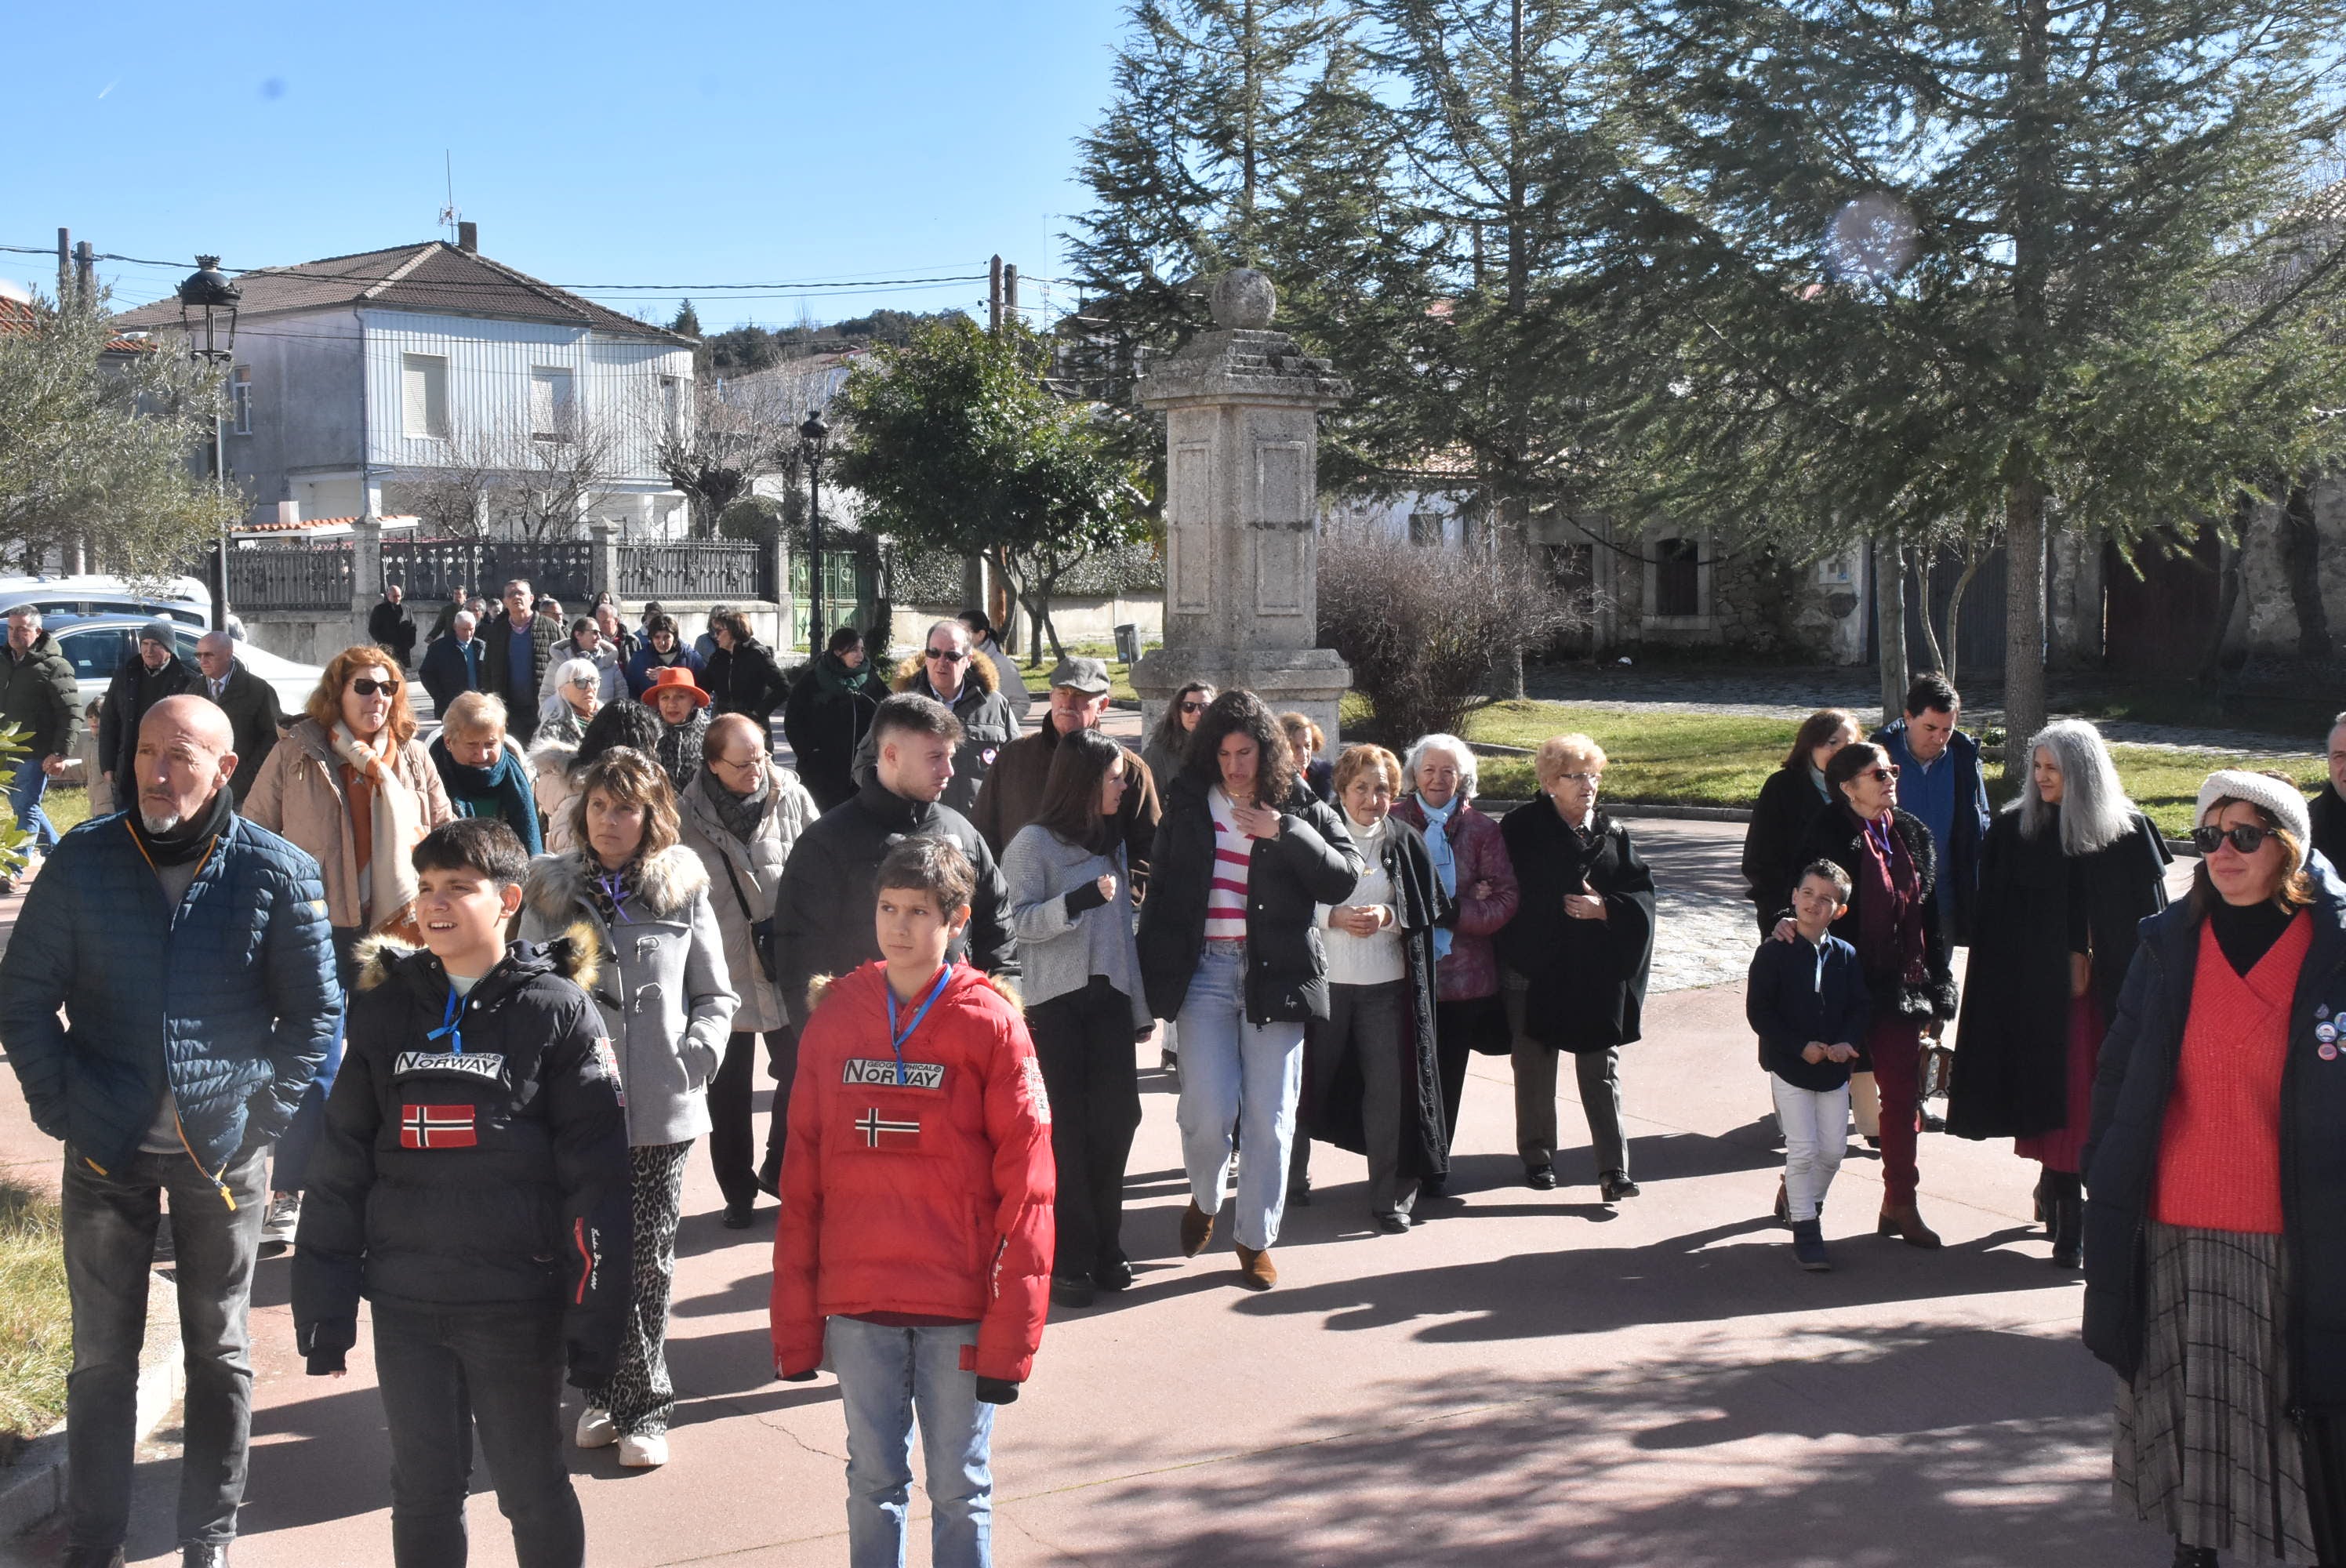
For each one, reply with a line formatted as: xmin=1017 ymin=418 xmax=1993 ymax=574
xmin=798 ymin=408 xmax=829 ymax=659
xmin=177 ymin=256 xmax=242 ymax=632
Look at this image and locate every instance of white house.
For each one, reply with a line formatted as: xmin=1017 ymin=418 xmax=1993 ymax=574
xmin=114 ymin=227 xmax=696 ymax=538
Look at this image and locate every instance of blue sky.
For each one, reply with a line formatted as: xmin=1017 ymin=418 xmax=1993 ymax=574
xmin=0 ymin=0 xmax=1127 ymax=334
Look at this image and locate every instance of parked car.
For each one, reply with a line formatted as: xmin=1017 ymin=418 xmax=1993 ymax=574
xmin=0 ymin=574 xmax=212 ymax=629
xmin=43 ymin=614 xmax=323 ymax=717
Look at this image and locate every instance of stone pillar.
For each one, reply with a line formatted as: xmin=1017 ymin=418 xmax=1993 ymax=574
xmin=1130 ymin=270 xmax=1354 ymax=743
xmin=766 ymin=519 xmax=796 ymax=660
xmin=351 ymin=513 xmax=384 ymax=652
xmin=588 ymin=516 xmax=623 ymax=608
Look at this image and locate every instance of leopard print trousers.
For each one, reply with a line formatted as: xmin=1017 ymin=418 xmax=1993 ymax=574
xmin=590 ymin=1140 xmax=692 ymax=1437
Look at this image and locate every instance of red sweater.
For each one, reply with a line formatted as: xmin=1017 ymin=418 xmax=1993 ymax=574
xmin=2152 ymin=913 xmax=2311 ymax=1234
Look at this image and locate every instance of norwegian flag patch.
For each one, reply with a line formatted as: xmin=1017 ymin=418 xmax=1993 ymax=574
xmin=401 ymin=1104 xmax=478 ymax=1149
xmin=855 ymin=1108 xmax=921 ymax=1149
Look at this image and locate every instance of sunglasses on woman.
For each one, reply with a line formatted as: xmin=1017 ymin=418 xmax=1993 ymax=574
xmin=2193 ymin=822 xmax=2274 ymax=855
xmin=1865 ymin=764 xmax=1900 ymax=783
xmin=350 ymin=677 xmax=399 ymax=696
xmin=1179 ymin=699 xmax=1208 ymax=714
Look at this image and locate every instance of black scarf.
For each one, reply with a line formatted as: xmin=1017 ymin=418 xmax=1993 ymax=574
xmin=129 ymin=785 xmax=233 ymax=866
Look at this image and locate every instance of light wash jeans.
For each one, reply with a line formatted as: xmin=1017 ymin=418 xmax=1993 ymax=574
xmin=1770 ymin=1075 xmax=1850 ymax=1223
xmin=826 ymin=1316 xmax=994 ymax=1568
xmin=5 ymin=755 xmax=56 ymax=851
xmin=1175 ymin=946 xmax=1306 ymax=1251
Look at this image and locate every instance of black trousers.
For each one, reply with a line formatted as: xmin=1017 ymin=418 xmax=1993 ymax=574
xmin=709 ymin=1027 xmax=790 ymax=1210
xmin=372 ymin=1303 xmax=583 ymax=1568
xmin=754 ymin=1025 xmax=801 ymax=1194
xmin=1026 ymin=977 xmax=1142 ymax=1279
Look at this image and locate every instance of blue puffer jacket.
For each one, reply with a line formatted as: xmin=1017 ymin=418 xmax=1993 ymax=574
xmin=0 ymin=809 xmax=341 ymax=1189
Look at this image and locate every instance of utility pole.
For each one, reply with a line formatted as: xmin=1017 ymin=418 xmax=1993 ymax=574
xmin=988 ymin=255 xmax=1004 ymax=334
xmin=74 ymin=242 xmax=94 ymax=306
xmin=56 ymin=229 xmax=71 ymax=307
xmin=1002 ymin=263 xmax=1019 ymax=327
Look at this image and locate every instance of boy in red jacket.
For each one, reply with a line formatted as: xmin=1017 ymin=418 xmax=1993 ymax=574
xmin=773 ymin=836 xmax=1054 ymax=1568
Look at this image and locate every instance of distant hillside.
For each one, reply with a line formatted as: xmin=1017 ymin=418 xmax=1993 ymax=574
xmin=676 ymin=305 xmax=971 ymax=376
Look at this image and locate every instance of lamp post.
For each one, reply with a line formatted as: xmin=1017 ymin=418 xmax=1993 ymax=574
xmin=176 ymin=256 xmax=242 ymax=632
xmin=798 ymin=408 xmax=829 ymax=659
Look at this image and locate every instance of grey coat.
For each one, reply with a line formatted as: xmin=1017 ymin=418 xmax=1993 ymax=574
xmin=520 ymin=844 xmax=739 ymax=1146
xmin=1002 ymin=822 xmax=1150 ymax=1031
xmin=675 ymin=762 xmax=819 ymax=1034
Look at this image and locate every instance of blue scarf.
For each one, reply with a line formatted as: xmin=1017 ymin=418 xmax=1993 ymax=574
xmin=431 ymin=738 xmax=544 ymax=856
xmin=1419 ymin=795 xmax=1458 ymax=960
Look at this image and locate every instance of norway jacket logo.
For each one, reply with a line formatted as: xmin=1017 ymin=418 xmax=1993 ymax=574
xmin=400 ymin=1105 xmax=478 ymax=1149
xmin=393 ymin=1051 xmax=507 ymax=1083
xmin=855 ymin=1109 xmax=921 ymax=1148
xmin=843 ymin=1058 xmax=945 ymax=1090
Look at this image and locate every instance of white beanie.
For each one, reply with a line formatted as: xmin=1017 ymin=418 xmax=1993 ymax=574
xmin=2195 ymin=769 xmax=2312 ymax=849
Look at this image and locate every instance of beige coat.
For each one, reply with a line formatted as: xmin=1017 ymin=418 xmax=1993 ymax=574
xmin=674 ymin=760 xmax=818 ymax=1034
xmin=243 ymin=717 xmax=455 ymax=931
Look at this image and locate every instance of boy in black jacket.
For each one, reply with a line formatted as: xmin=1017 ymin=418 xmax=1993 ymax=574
xmin=1747 ymin=860 xmax=1871 ymax=1272
xmin=292 ymin=819 xmax=631 ymax=1568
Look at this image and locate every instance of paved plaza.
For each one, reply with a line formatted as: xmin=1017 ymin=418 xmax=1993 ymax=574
xmin=0 ymin=812 xmax=2191 ymax=1567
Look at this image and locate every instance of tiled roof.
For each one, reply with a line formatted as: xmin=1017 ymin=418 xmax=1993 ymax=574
xmin=234 ymin=514 xmax=421 ymax=534
xmin=1 ymin=294 xmax=156 ymax=353
xmin=111 ymin=242 xmax=692 ymax=345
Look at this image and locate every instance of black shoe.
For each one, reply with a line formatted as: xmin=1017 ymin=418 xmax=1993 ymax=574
xmin=2051 ymin=1194 xmax=2084 ymax=1269
xmin=1524 ymin=1164 xmax=1556 ymax=1190
xmin=1600 ymin=1172 xmax=1641 ymax=1202
xmin=1863 ymin=1134 xmax=1881 ymax=1149
xmin=60 ymin=1548 xmax=126 ymax=1568
xmin=1790 ymin=1218 xmax=1832 ymax=1272
xmin=2171 ymin=1543 xmax=2218 ymax=1568
xmin=1919 ymin=1109 xmax=1946 ymax=1133
xmin=1049 ymin=1274 xmax=1097 ymax=1308
xmin=1159 ymin=1047 xmax=1178 ymax=1075
xmin=182 ymin=1547 xmax=230 ymax=1568
xmin=1286 ymin=1183 xmax=1312 ymax=1208
xmin=721 ymin=1199 xmax=755 ymax=1229
xmin=1374 ymin=1213 xmax=1411 ymax=1234
xmin=753 ymin=1160 xmax=780 ymax=1200
xmin=1420 ymin=1175 xmax=1447 ymax=1200
xmin=1095 ymin=1257 xmax=1134 ymax=1293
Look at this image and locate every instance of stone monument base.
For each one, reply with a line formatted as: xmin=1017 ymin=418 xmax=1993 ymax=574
xmin=1131 ymin=645 xmax=1353 ymax=755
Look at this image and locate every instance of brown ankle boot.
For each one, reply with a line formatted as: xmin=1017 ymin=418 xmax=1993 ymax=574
xmin=1180 ymin=1201 xmax=1215 ymax=1258
xmin=1235 ymin=1243 xmax=1278 ymax=1290
xmin=1876 ymin=1203 xmax=1943 ymax=1249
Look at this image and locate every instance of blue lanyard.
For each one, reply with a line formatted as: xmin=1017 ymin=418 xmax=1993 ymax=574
xmin=426 ymin=985 xmax=465 ymax=1055
xmin=594 ymin=872 xmax=637 ymax=925
xmin=1864 ymin=815 xmax=1895 ymax=862
xmin=883 ymin=966 xmax=953 ymax=1086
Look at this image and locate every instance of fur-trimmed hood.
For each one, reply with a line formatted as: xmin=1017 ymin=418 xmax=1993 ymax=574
xmin=891 ymin=646 xmax=1000 ymax=699
xmin=805 ymin=964 xmax=1020 ymax=1014
xmin=522 ymin=842 xmax=711 ymax=924
xmin=353 ymin=921 xmax=603 ymax=997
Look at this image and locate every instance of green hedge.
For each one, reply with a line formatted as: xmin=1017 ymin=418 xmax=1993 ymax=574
xmin=885 ymin=542 xmax=1164 ymax=604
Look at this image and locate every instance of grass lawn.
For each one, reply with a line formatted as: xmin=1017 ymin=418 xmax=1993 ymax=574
xmin=1453 ymin=700 xmax=2319 ymax=837
xmin=3 ymin=784 xmax=93 ymax=854
xmin=1039 ymin=641 xmax=1144 ymax=704
xmin=0 ymin=1178 xmax=70 ymax=1450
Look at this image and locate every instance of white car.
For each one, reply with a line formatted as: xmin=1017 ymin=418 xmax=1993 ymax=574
xmin=0 ymin=573 xmax=212 ymax=630
xmin=45 ymin=615 xmax=325 ymax=717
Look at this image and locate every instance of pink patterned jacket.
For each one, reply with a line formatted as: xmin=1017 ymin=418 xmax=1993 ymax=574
xmin=1392 ymin=797 xmax=1520 ymax=1003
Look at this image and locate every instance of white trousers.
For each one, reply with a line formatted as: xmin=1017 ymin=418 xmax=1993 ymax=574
xmin=1770 ymin=1075 xmax=1850 ymax=1223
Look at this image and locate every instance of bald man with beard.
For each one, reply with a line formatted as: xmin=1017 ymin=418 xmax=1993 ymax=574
xmin=0 ymin=695 xmax=340 ymax=1568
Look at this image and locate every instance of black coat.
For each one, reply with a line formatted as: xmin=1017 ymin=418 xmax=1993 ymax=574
xmin=204 ymin=660 xmax=286 ymax=804
xmin=1494 ymin=802 xmax=1657 ymax=1051
xmin=368 ymin=600 xmax=416 ymax=666
xmin=1745 ymin=932 xmax=1872 ymax=1090
xmin=1792 ymin=804 xmax=1959 ymax=1023
xmin=782 ymin=652 xmax=888 ymax=813
xmin=419 ymin=633 xmax=483 ymax=717
xmin=2312 ymin=782 xmax=2346 ymax=882
xmin=1742 ymin=765 xmax=1832 ymax=935
xmin=771 ymin=778 xmax=1017 ymax=1025
xmin=704 ymin=638 xmax=791 ymax=727
xmin=480 ymin=611 xmax=562 ymax=742
xmin=1136 ymin=774 xmax=1363 ymax=1025
xmin=1302 ymin=817 xmax=1451 ymax=1182
xmin=1947 ymin=810 xmax=2169 ymax=1140
xmin=2082 ymin=866 xmax=2346 ymax=1410
xmin=292 ymin=932 xmax=633 ymax=1387
xmin=100 ymin=655 xmax=195 ymax=784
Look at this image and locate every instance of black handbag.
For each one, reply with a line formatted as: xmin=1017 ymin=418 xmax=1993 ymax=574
xmin=717 ymin=852 xmax=778 ymax=985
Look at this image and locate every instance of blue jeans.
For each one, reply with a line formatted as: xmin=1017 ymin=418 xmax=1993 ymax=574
xmin=1174 ymin=947 xmax=1306 ymax=1251
xmin=60 ymin=1139 xmax=269 ymax=1552
xmin=5 ymin=755 xmax=56 ymax=851
xmin=826 ymin=1316 xmax=994 ymax=1568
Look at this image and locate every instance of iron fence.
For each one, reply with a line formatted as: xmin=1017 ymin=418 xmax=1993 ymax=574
xmin=227 ymin=546 xmax=354 ymax=612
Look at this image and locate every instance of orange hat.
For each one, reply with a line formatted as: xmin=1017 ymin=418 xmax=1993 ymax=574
xmin=640 ymin=666 xmax=710 ymax=708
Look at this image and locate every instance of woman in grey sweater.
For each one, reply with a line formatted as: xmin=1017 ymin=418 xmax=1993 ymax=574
xmin=1003 ymin=728 xmax=1150 ymax=1309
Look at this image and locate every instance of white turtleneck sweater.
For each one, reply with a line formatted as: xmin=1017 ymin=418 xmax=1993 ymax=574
xmin=1318 ymin=811 xmax=1405 ymax=986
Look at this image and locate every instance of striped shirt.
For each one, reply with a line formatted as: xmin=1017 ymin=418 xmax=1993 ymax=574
xmin=1205 ymin=787 xmax=1253 ymax=940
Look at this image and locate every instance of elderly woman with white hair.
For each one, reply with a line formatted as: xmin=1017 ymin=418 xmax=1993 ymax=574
xmin=1947 ymin=719 xmax=2168 ymax=1266
xmin=1391 ymin=732 xmax=1520 ymax=1188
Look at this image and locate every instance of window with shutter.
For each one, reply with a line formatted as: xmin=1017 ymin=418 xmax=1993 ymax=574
xmin=531 ymin=366 xmax=575 ymax=441
xmin=401 ymin=354 xmax=448 ymax=440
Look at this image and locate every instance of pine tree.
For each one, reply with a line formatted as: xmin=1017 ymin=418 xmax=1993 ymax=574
xmin=668 ymin=298 xmax=702 ymax=339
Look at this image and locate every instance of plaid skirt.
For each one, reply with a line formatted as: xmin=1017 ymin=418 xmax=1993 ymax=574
xmin=2114 ymin=1221 xmax=2318 ymax=1562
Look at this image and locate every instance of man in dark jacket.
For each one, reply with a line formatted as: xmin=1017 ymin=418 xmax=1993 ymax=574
xmin=99 ymin=618 xmax=196 ymax=793
xmin=1872 ymin=673 xmax=1989 ymax=947
xmin=368 ymin=583 xmax=417 ymax=669
xmin=2309 ymin=710 xmax=2346 ymax=877
xmin=772 ymin=693 xmax=1015 ymax=1026
xmin=419 ymin=608 xmax=484 ymax=717
xmin=0 ymin=695 xmax=338 ymax=1568
xmin=193 ymin=630 xmax=285 ymax=804
xmin=293 ymin=819 xmax=630 ymax=1566
xmin=971 ymin=655 xmax=1159 ymax=880
xmin=0 ymin=605 xmax=82 ymax=869
xmin=481 ymin=580 xmax=562 ymax=745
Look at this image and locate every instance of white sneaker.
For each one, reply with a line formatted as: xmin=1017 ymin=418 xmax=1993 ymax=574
xmin=575 ymin=1406 xmax=617 ymax=1449
xmin=258 ymin=1192 xmax=301 ymax=1256
xmin=617 ymin=1432 xmax=667 ymax=1468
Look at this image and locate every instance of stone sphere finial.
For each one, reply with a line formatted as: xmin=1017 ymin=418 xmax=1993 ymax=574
xmin=1209 ymin=269 xmax=1276 ymax=330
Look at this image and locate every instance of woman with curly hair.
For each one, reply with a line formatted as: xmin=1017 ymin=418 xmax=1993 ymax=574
xmin=521 ymin=748 xmax=738 ymax=1470
xmin=1137 ymin=691 xmax=1360 ymax=1290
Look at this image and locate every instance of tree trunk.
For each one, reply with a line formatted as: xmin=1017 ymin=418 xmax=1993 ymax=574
xmin=2003 ymin=475 xmax=2049 ymax=771
xmin=2280 ymin=485 xmax=2331 ymax=661
xmin=1875 ymin=537 xmax=1908 ymax=727
xmin=1912 ymin=551 xmax=1946 ymax=673
xmin=2199 ymin=500 xmax=2250 ymax=684
xmin=1943 ymin=543 xmax=1985 ymax=689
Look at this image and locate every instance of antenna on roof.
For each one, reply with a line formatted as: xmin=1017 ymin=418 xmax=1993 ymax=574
xmin=438 ymin=151 xmax=461 ymax=242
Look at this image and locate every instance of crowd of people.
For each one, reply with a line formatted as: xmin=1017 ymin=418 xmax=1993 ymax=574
xmin=5 ymin=587 xmax=2346 ymax=1568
